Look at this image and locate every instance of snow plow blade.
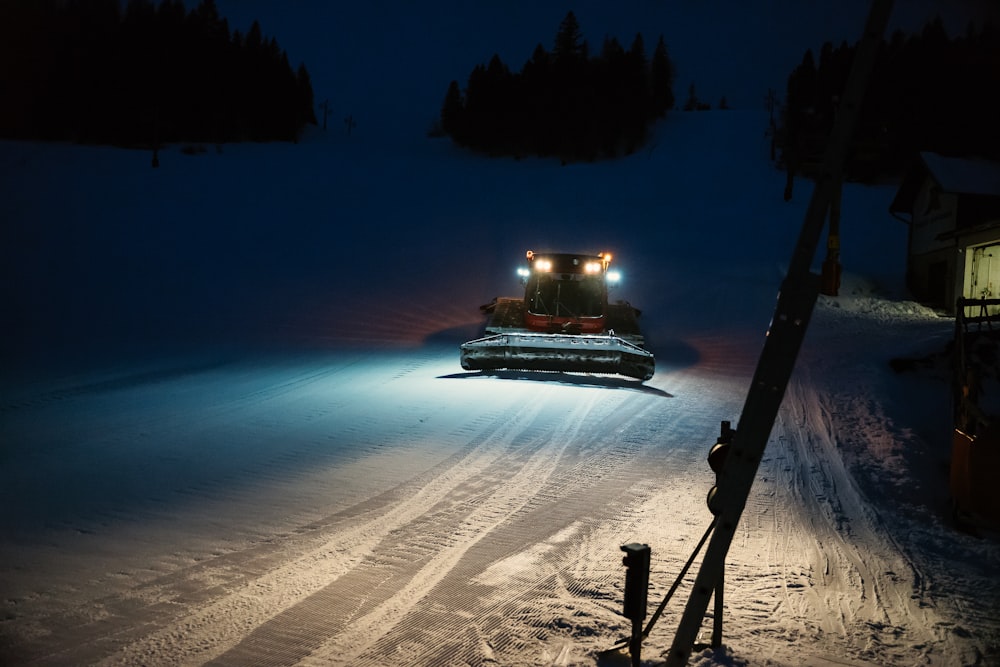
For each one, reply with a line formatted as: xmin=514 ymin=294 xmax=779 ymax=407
xmin=460 ymin=332 xmax=655 ymax=381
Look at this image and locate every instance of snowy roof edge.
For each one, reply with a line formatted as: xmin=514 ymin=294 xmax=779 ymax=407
xmin=920 ymin=151 xmax=1000 ymax=197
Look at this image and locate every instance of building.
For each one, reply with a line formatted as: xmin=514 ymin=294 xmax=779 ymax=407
xmin=890 ymin=152 xmax=1000 ymax=314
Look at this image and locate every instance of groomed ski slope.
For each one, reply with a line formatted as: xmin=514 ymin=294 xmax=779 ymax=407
xmin=3 ymin=102 xmax=999 ymax=665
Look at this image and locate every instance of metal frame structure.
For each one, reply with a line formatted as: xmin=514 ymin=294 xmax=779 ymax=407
xmin=665 ymin=1 xmax=895 ymax=663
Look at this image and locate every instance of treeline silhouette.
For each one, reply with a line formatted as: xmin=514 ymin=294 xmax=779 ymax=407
xmin=440 ymin=12 xmax=675 ymax=162
xmin=781 ymin=16 xmax=1000 ymax=181
xmin=0 ymin=0 xmax=316 ymax=145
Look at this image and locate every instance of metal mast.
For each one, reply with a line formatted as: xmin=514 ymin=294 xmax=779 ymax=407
xmin=665 ymin=1 xmax=895 ymax=664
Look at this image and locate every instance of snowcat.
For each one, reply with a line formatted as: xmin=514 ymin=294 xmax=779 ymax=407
xmin=460 ymin=250 xmax=655 ymax=381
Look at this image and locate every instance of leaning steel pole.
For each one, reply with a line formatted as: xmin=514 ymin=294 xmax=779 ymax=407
xmin=665 ymin=1 xmax=894 ymax=664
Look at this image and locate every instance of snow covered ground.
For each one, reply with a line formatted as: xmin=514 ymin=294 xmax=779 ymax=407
xmin=3 ymin=2 xmax=1000 ymax=666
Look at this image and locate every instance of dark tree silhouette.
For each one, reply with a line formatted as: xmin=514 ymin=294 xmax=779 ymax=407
xmin=682 ymin=83 xmax=709 ymax=111
xmin=0 ymin=0 xmax=317 ymax=145
xmin=553 ymin=11 xmax=587 ymax=64
xmin=440 ymin=12 xmax=676 ymax=162
xmin=650 ymin=35 xmax=675 ymax=116
xmin=779 ymin=15 xmax=1000 ymax=181
xmin=440 ymin=80 xmax=464 ymax=140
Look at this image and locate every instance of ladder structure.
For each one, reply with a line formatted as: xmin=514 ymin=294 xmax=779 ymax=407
xmin=665 ymin=1 xmax=895 ymax=663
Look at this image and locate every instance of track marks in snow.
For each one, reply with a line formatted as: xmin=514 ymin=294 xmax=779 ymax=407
xmin=727 ymin=373 xmax=956 ymax=665
xmin=12 ymin=339 xmax=982 ymax=666
xmin=267 ymin=390 xmax=620 ymax=666
xmin=88 ymin=384 xmax=619 ymax=665
xmin=330 ymin=397 xmax=698 ymax=666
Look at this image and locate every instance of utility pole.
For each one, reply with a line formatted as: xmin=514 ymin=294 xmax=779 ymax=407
xmin=664 ymin=1 xmax=894 ymax=664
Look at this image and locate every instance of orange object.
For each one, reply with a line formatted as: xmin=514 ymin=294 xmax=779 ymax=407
xmin=951 ymin=426 xmax=1000 ymax=525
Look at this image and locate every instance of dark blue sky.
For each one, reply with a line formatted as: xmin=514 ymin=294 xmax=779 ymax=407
xmin=213 ymin=0 xmax=998 ymax=142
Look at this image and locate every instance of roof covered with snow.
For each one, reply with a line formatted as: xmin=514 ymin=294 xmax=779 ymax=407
xmin=921 ymin=151 xmax=1000 ymax=196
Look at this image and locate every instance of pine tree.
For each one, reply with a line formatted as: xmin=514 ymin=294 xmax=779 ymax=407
xmin=553 ymin=11 xmax=585 ymax=65
xmin=622 ymin=33 xmax=650 ymax=151
xmin=784 ymin=49 xmax=817 ymax=139
xmin=440 ymin=80 xmax=464 ymax=141
xmin=520 ymin=44 xmax=551 ymax=153
xmin=683 ymin=82 xmax=699 ymax=111
xmin=650 ymin=35 xmax=675 ymax=116
xmin=438 ymin=13 xmax=682 ymax=161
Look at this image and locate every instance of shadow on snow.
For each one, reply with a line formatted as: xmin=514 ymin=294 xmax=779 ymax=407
xmin=438 ymin=369 xmax=674 ymax=397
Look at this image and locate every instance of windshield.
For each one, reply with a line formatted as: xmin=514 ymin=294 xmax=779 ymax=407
xmin=526 ymin=274 xmax=604 ymax=318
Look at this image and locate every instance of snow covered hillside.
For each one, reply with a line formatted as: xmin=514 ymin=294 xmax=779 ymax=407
xmin=3 ymin=2 xmax=1000 ymax=666
xmin=4 ymin=105 xmax=998 ymax=665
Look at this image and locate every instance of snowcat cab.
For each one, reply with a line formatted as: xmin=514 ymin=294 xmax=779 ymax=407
xmin=460 ymin=250 xmax=655 ymax=381
xmin=522 ymin=251 xmax=610 ymax=334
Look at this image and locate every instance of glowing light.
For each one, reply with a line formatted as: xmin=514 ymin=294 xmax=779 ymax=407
xmin=607 ymin=270 xmax=621 ymax=283
xmin=584 ymin=261 xmax=601 ymax=273
xmin=517 ymin=267 xmax=530 ymax=278
xmin=535 ymin=259 xmax=552 ymax=272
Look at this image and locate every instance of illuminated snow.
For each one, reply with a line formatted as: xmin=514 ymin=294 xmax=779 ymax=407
xmin=2 ymin=2 xmax=999 ymax=666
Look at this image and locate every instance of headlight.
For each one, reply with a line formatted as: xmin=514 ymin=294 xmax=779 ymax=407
xmin=535 ymin=259 xmax=552 ymax=272
xmin=607 ymin=270 xmax=621 ymax=283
